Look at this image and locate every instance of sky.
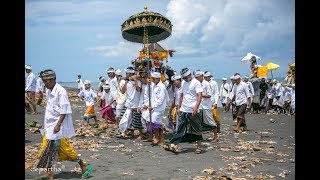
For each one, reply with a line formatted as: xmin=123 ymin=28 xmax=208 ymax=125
xmin=25 ymin=0 xmax=295 ymax=82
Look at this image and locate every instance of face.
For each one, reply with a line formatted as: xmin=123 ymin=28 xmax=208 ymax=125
xmin=195 ymin=75 xmax=204 ymax=82
xmin=108 ymin=72 xmax=115 ymax=78
xmin=235 ymin=78 xmax=241 ymax=84
xmin=153 ymin=78 xmax=160 ymax=84
xmin=85 ymin=84 xmax=91 ymax=89
xmin=25 ymin=69 xmax=31 ymax=73
xmin=173 ymin=79 xmax=181 ymax=87
xmin=42 ymin=78 xmax=55 ymax=89
xmin=104 ymin=88 xmax=110 ymax=93
xmin=223 ymin=80 xmax=227 ymax=84
xmin=140 ymin=77 xmax=148 ymax=84
xmin=204 ymin=76 xmax=210 ymax=81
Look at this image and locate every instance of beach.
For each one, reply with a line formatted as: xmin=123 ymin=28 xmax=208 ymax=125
xmin=25 ymin=86 xmax=295 ymax=179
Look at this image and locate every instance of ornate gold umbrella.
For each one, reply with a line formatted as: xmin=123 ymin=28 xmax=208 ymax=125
xmin=121 ymin=6 xmax=173 ymax=132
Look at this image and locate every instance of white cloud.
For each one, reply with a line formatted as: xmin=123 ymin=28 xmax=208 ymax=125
xmin=86 ymin=41 xmax=141 ymax=59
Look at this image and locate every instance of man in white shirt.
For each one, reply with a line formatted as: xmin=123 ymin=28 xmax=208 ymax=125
xmin=165 ymin=68 xmax=203 ymax=154
xmin=204 ymin=71 xmax=221 ymax=133
xmin=119 ymin=67 xmax=143 ymax=138
xmin=243 ymin=76 xmax=254 ymax=113
xmin=25 ymin=65 xmax=37 ymax=114
xmin=76 ymin=75 xmax=84 ymax=93
xmin=106 ymin=67 xmax=118 ymax=101
xmin=219 ymin=77 xmax=231 ymax=112
xmin=143 ymin=72 xmax=167 ymax=145
xmin=195 ymin=71 xmax=219 ymax=143
xmin=228 ymin=74 xmax=251 ymax=133
xmin=169 ymin=75 xmax=184 ymax=131
xmin=36 ymin=74 xmax=44 ymax=106
xmin=37 ymin=69 xmax=92 ymax=179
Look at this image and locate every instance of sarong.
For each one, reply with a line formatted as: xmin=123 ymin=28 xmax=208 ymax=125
xmin=212 ymin=108 xmax=220 ymax=123
xmin=37 ymin=135 xmax=79 ymax=168
xmin=145 ymin=111 xmax=164 ymax=133
xmin=169 ymin=112 xmax=203 ymax=144
xmin=200 ymin=109 xmax=217 ymax=132
xmin=100 ymin=105 xmax=116 ymax=122
xmin=84 ymin=105 xmax=96 ymax=120
xmin=233 ymin=104 xmax=247 ymax=126
xmin=127 ymin=108 xmax=143 ymax=130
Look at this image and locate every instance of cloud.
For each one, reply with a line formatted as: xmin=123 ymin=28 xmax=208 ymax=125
xmin=86 ymin=41 xmax=141 ymax=59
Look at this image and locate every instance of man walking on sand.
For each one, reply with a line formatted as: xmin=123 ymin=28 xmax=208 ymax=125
xmin=228 ymin=74 xmax=251 ymax=133
xmin=25 ymin=65 xmax=37 ymax=114
xmin=165 ymin=67 xmax=203 ymax=154
xmin=36 ymin=69 xmax=92 ymax=180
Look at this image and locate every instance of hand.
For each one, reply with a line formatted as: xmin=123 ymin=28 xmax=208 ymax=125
xmin=176 ymin=108 xmax=180 ymax=116
xmin=148 ymin=107 xmax=153 ymax=111
xmin=137 ymin=107 xmax=141 ymax=113
xmin=143 ymin=105 xmax=148 ymax=109
xmin=192 ymin=107 xmax=198 ymax=116
xmin=53 ymin=124 xmax=61 ymax=134
xmin=213 ymin=104 xmax=217 ymax=109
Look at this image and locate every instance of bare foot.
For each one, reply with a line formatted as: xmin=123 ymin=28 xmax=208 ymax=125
xmin=212 ymin=137 xmax=219 ymax=143
xmin=135 ymin=135 xmax=145 ymax=141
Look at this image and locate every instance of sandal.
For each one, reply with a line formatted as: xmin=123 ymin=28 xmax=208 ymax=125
xmin=82 ymin=164 xmax=92 ymax=179
xmin=195 ymin=148 xmax=202 ymax=154
xmin=164 ymin=144 xmax=180 ymax=154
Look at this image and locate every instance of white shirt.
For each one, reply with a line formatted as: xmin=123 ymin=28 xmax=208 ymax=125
xmin=76 ymin=78 xmax=84 ymax=91
xmin=180 ymin=78 xmax=203 ymax=113
xmin=25 ymin=72 xmax=36 ymax=92
xmin=36 ymin=77 xmax=44 ymax=92
xmin=44 ymin=83 xmax=74 ymax=140
xmin=173 ymin=81 xmax=184 ymax=106
xmin=149 ymin=81 xmax=167 ymax=112
xmin=229 ymin=81 xmax=251 ymax=106
xmin=124 ymin=80 xmax=141 ymax=108
xmin=116 ymin=79 xmax=126 ymax=105
xmin=219 ymin=82 xmax=230 ymax=97
xmin=108 ymin=76 xmax=118 ymax=93
xmin=200 ymin=80 xmax=213 ymax=110
xmin=244 ymin=81 xmax=254 ymax=97
xmin=139 ymin=83 xmax=148 ymax=108
xmin=208 ymin=79 xmax=219 ymax=105
xmin=101 ymin=90 xmax=115 ymax=108
xmin=78 ymin=88 xmax=97 ymax=106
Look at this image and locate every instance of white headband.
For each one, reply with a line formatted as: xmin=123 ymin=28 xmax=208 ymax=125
xmin=125 ymin=69 xmax=135 ymax=74
xmin=182 ymin=69 xmax=191 ymax=77
xmin=171 ymin=75 xmax=181 ymax=81
xmin=203 ymin=72 xmax=211 ymax=77
xmin=194 ymin=71 xmax=204 ymax=77
xmin=151 ymin=72 xmax=161 ymax=78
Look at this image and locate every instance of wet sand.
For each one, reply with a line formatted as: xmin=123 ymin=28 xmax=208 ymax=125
xmin=25 ymin=86 xmax=295 ymax=179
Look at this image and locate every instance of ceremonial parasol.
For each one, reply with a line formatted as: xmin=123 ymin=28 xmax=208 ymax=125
xmin=241 ymin=52 xmax=261 ymax=62
xmin=265 ymin=62 xmax=280 ymax=79
xmin=121 ymin=6 xmax=172 ymax=133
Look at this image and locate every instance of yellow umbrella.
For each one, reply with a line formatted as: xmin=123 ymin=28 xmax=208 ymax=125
xmin=265 ymin=62 xmax=280 ymax=79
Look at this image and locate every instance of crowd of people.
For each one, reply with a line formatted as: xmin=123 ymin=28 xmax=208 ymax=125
xmin=25 ymin=63 xmax=295 ymax=179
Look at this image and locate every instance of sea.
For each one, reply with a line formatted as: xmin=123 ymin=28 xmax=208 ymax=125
xmin=59 ymin=77 xmax=284 ymax=108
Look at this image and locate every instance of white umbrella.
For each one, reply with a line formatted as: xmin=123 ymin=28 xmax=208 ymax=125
xmin=241 ymin=52 xmax=261 ymax=62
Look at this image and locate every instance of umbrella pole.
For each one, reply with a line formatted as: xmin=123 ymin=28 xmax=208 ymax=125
xmin=271 ymin=70 xmax=273 ymax=79
xmin=144 ymin=26 xmax=153 ymax=135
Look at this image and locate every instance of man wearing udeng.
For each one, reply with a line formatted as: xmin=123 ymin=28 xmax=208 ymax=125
xmin=36 ymin=69 xmax=92 ymax=179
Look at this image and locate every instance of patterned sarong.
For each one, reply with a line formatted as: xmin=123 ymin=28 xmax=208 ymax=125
xmin=84 ymin=105 xmax=96 ymax=120
xmin=100 ymin=105 xmax=116 ymax=122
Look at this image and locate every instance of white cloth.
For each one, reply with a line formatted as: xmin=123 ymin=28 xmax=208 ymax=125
xmin=119 ymin=108 xmax=132 ymax=133
xmin=202 ymin=109 xmax=216 ymax=127
xmin=78 ymin=88 xmax=97 ymax=106
xmin=180 ymin=78 xmax=203 ymax=113
xmin=116 ymin=79 xmax=126 ymax=105
xmin=143 ymin=81 xmax=167 ymax=112
xmin=101 ymin=91 xmax=115 ymax=108
xmin=173 ymin=81 xmax=184 ymax=106
xmin=229 ymin=81 xmax=251 ymax=106
xmin=200 ymin=80 xmax=213 ymax=110
xmin=245 ymin=81 xmax=254 ymax=97
xmin=43 ymin=83 xmax=74 ymax=140
xmin=108 ymin=76 xmax=118 ymax=93
xmin=124 ymin=80 xmax=141 ymax=108
xmin=25 ymin=72 xmax=36 ymax=92
xmin=36 ymin=78 xmax=44 ymax=92
xmin=219 ymin=82 xmax=230 ymax=98
xmin=76 ymin=78 xmax=84 ymax=91
xmin=208 ymin=80 xmax=219 ymax=105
